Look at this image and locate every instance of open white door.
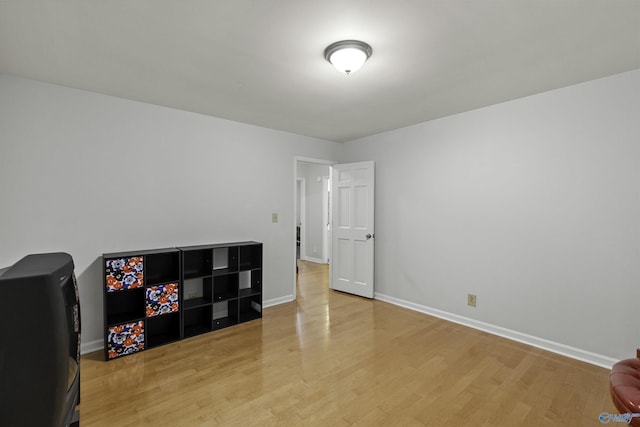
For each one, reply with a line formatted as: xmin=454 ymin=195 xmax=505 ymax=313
xmin=331 ymin=161 xmax=375 ymax=298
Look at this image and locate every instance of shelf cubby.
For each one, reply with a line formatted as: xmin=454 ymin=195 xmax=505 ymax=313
xmin=106 ymin=320 xmax=145 ymax=359
xmin=104 ymin=256 xmax=144 ymax=292
xmin=146 ymin=312 xmax=181 ymax=347
xmin=145 ymin=282 xmax=179 ymax=317
xmin=183 ymin=305 xmax=213 ymax=338
xmin=182 ymin=249 xmax=212 ymax=279
xmin=239 ymin=295 xmax=262 ymax=323
xmin=213 ymin=274 xmax=238 ymax=301
xmin=239 ymin=244 xmax=262 ymax=271
xmin=145 ymin=251 xmax=180 ymax=285
xmin=213 ymin=247 xmax=238 ymax=275
xmin=182 ymin=277 xmax=213 ymax=309
xmin=105 ymin=287 xmax=145 ymax=325
xmin=212 ymin=300 xmax=238 ymax=330
xmin=238 ymin=269 xmax=261 ymax=298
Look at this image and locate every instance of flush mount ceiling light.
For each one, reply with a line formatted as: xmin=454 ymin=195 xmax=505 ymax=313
xmin=324 ymin=40 xmax=373 ymax=75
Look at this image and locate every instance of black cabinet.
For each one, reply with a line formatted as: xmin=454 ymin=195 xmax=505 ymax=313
xmin=102 ymin=248 xmax=181 ymax=360
xmin=179 ymin=242 xmax=262 ymax=337
xmin=103 ymin=242 xmax=262 ymax=360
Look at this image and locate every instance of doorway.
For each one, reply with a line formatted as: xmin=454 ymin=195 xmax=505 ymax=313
xmin=294 ymin=158 xmax=376 ymax=300
xmin=294 ymin=157 xmax=334 ymax=299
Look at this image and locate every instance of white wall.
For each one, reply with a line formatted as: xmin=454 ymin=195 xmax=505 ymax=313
xmin=3 ymin=69 xmax=638 ymax=364
xmin=296 ymin=162 xmax=330 ymax=262
xmin=339 ymin=69 xmax=640 ymax=363
xmin=0 ymin=74 xmax=339 ymax=352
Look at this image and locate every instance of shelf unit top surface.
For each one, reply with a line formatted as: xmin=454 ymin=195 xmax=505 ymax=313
xmin=103 ymin=247 xmax=179 ymax=258
xmin=176 ymin=241 xmax=262 ymax=251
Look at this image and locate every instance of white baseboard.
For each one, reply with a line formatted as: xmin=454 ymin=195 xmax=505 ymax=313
xmin=81 ymin=338 xmax=104 ymax=355
xmin=88 ymin=293 xmax=613 ymax=368
xmin=375 ymin=292 xmax=617 ymax=369
xmin=263 ymin=294 xmax=294 ymax=308
xmin=302 ymin=256 xmax=327 ymax=264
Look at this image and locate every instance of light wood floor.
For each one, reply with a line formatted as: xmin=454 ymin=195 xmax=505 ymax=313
xmin=80 ymin=261 xmax=615 ymax=426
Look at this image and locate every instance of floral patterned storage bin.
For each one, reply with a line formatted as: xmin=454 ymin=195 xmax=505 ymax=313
xmin=107 ymin=321 xmax=145 ymax=359
xmin=105 ymin=257 xmax=144 ymax=292
xmin=145 ymin=283 xmax=179 ymax=317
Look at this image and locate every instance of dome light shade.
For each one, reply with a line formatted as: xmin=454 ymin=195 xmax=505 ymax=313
xmin=324 ymin=40 xmax=372 ymax=75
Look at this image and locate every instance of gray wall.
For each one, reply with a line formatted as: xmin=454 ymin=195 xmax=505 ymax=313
xmin=0 ymin=74 xmax=340 ymax=352
xmin=339 ymin=69 xmax=640 ymax=362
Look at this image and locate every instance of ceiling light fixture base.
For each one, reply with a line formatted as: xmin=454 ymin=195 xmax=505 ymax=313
xmin=324 ymin=40 xmax=373 ymax=75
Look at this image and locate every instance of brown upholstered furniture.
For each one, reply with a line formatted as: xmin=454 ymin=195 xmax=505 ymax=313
xmin=610 ymin=348 xmax=640 ymax=426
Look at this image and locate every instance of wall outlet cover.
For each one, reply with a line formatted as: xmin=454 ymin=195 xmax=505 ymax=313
xmin=467 ymin=294 xmax=477 ymax=307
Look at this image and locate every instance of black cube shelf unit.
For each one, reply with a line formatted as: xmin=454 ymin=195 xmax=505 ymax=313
xmin=102 ymin=241 xmax=262 ymax=360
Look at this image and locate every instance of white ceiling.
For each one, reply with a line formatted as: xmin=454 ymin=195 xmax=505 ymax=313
xmin=0 ymin=1 xmax=638 ymax=142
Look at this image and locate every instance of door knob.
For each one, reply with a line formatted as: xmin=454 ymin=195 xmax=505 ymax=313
xmin=366 ymin=234 xmax=374 ymax=240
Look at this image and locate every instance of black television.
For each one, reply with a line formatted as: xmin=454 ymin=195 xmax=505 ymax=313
xmin=0 ymin=252 xmax=80 ymax=427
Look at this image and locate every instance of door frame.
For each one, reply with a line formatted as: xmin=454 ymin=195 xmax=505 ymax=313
xmin=296 ymin=177 xmax=306 ymax=262
xmin=322 ymin=175 xmax=330 ymax=263
xmin=293 ymin=156 xmax=336 ymax=300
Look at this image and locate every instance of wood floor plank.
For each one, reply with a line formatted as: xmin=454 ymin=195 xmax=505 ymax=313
xmin=80 ymin=260 xmax=615 ymax=426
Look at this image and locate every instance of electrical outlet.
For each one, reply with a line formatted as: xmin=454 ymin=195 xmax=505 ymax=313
xmin=467 ymin=294 xmax=477 ymax=307
xmin=272 ymin=213 xmax=278 ymax=223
